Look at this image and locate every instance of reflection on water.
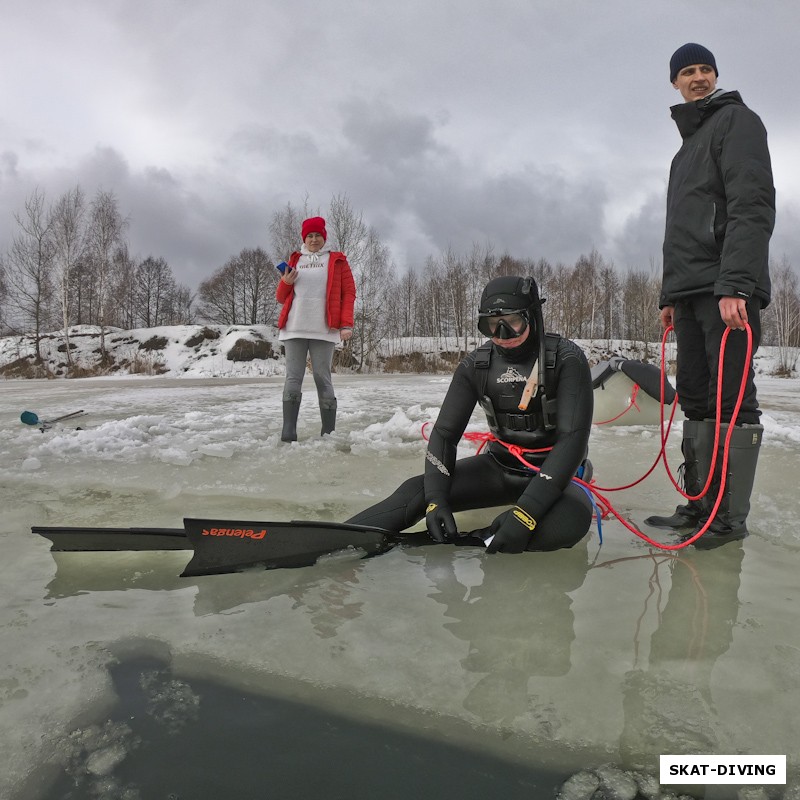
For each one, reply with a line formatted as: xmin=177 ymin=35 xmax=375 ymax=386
xmin=45 ymin=552 xmax=189 ymax=598
xmin=420 ymin=543 xmax=590 ymax=728
xmin=285 ymin=560 xmax=369 ymax=639
xmin=45 ymin=546 xmax=374 ymax=631
xmin=616 ymin=545 xmax=743 ymax=769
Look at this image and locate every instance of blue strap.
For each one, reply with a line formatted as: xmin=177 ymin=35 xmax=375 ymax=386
xmin=574 ymin=465 xmax=602 ymax=544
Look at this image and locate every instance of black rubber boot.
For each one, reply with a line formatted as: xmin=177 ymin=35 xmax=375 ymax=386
xmin=281 ymin=394 xmax=301 ymax=442
xmin=686 ymin=421 xmax=763 ymax=549
xmin=320 ymin=399 xmax=337 ymax=435
xmin=645 ymin=420 xmax=706 ymax=529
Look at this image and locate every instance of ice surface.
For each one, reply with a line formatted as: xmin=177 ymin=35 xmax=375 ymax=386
xmin=2 ymin=365 xmax=800 ymax=798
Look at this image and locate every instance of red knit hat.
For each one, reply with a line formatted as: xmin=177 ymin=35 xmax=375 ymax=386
xmin=301 ymin=216 xmax=327 ymax=242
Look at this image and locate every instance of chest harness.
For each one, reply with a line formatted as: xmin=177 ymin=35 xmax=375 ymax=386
xmin=474 ymin=334 xmax=559 ymax=436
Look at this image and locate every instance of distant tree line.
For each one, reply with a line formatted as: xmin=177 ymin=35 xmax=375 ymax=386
xmin=0 ymin=186 xmax=193 ymax=365
xmin=2 ymin=189 xmax=799 ymax=373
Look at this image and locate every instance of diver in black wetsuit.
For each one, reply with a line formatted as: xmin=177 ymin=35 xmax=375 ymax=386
xmin=347 ymin=275 xmax=595 ymax=553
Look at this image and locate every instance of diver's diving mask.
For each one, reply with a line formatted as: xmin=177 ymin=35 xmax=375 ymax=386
xmin=477 ymin=310 xmax=530 ymax=340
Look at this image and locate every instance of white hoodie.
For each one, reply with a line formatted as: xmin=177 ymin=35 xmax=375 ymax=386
xmin=279 ymin=241 xmax=339 ymax=343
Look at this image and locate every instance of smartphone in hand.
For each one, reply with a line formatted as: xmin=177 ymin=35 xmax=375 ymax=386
xmin=276 ymin=261 xmax=289 ymax=274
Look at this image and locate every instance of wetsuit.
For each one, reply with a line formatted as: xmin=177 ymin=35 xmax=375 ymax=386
xmin=348 ymin=334 xmax=594 ymax=551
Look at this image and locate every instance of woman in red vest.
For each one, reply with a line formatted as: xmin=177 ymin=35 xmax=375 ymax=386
xmin=276 ymin=216 xmax=356 ymax=442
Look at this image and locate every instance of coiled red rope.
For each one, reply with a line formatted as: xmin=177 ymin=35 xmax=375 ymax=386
xmin=421 ymin=323 xmax=753 ymax=550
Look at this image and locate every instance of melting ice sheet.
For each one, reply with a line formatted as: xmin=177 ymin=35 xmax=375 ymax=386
xmin=2 ymin=373 xmax=800 ymax=798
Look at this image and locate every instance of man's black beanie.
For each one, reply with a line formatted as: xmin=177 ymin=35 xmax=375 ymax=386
xmin=670 ymin=43 xmax=718 ymax=83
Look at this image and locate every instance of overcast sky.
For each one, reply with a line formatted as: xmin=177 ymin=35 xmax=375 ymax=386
xmin=1 ymin=0 xmax=798 ymax=289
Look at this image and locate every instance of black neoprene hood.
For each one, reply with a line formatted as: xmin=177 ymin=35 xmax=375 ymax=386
xmin=479 ymin=276 xmax=541 ymax=315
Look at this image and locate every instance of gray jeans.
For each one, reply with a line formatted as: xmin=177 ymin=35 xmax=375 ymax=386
xmin=282 ymin=338 xmax=336 ymax=406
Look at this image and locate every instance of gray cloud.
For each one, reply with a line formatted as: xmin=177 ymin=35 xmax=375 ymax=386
xmin=1 ymin=0 xmax=798 ymax=290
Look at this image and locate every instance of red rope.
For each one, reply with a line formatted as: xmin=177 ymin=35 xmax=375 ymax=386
xmin=594 ymin=324 xmax=752 ymax=550
xmin=420 ymin=424 xmax=608 ymax=519
xmin=420 ymin=323 xmax=754 ymax=551
xmin=593 ymin=382 xmax=644 ymax=425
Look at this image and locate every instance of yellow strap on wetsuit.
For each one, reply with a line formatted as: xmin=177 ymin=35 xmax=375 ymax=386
xmin=512 ymin=506 xmax=537 ymax=531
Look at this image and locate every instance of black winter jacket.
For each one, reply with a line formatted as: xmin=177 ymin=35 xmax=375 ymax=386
xmin=660 ymin=90 xmax=775 ymax=309
xmin=423 ymin=335 xmax=593 ymax=524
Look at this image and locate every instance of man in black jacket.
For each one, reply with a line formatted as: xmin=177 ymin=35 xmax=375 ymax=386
xmin=645 ymin=43 xmax=775 ymax=548
xmin=347 ymin=275 xmax=594 ymax=553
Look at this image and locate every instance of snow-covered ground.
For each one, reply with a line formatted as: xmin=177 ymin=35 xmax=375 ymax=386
xmin=0 ymin=323 xmax=687 ymax=379
xmin=2 ymin=329 xmax=800 ymax=798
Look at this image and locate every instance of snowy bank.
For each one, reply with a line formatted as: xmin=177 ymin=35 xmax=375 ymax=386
xmin=3 ymin=323 xmax=794 ymax=380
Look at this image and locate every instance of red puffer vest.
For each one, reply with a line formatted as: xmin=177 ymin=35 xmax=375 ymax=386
xmin=276 ymin=250 xmax=356 ymax=330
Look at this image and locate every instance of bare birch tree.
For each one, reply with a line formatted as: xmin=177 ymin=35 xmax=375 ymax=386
xmin=621 ymin=269 xmax=662 ymax=356
xmin=136 ymin=256 xmax=175 ymax=327
xmin=327 ymin=194 xmax=368 ymax=269
xmin=268 ymin=198 xmax=313 ymax=262
xmin=87 ymin=189 xmax=128 ymax=360
xmin=0 ymin=260 xmax=8 ymax=334
xmin=351 ymin=229 xmax=393 ymax=369
xmin=326 ymin=194 xmax=374 ymax=369
xmin=110 ymin=246 xmax=138 ymax=328
xmin=50 ymin=186 xmax=87 ymax=365
xmin=197 ymin=248 xmax=276 ymax=325
xmin=597 ymin=264 xmax=621 ymax=344
xmin=769 ymin=256 xmax=800 ymax=373
xmin=164 ymin=284 xmax=196 ymax=325
xmin=3 ymin=188 xmax=56 ymax=357
xmin=395 ymin=269 xmax=420 ymax=337
xmin=464 ymin=242 xmax=495 ymax=347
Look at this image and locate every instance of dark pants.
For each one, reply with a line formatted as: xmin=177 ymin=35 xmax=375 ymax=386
xmin=347 ymin=453 xmax=593 ymax=551
xmin=673 ymin=295 xmax=761 ymax=425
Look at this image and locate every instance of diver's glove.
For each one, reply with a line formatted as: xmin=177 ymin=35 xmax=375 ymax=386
xmin=425 ymin=500 xmax=458 ymax=543
xmin=485 ymin=506 xmax=537 ymax=553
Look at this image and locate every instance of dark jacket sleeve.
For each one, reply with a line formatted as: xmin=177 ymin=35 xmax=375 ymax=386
xmin=516 ymin=341 xmax=593 ymax=521
xmin=423 ymin=357 xmax=479 ymax=504
xmin=714 ymin=108 xmax=775 ymax=300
